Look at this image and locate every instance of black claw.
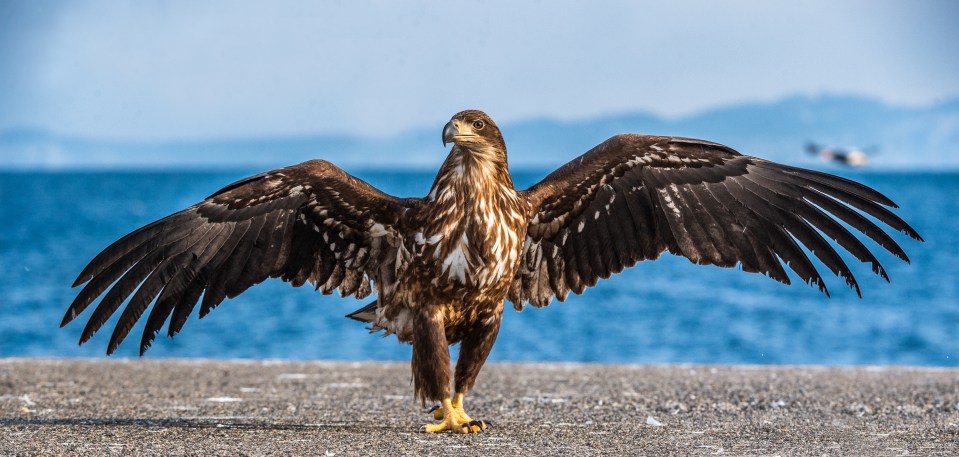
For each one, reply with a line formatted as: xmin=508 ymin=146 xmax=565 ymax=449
xmin=464 ymin=420 xmax=489 ymax=432
xmin=426 ymin=405 xmax=440 ymax=414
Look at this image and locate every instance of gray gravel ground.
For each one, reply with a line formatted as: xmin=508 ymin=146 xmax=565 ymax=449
xmin=1 ymin=359 xmax=957 ymax=456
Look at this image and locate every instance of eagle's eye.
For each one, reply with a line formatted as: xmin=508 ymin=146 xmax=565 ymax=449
xmin=472 ymin=120 xmax=485 ymax=130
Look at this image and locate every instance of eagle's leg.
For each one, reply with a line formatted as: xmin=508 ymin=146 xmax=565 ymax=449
xmin=412 ymin=306 xmax=474 ymax=433
xmin=411 ymin=306 xmax=452 ymax=407
xmin=427 ymin=311 xmax=502 ymax=432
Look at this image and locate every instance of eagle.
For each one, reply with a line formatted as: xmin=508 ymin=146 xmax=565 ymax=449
xmin=63 ymin=110 xmax=921 ymax=433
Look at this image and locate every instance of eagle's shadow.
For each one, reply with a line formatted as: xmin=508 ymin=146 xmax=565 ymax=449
xmin=0 ymin=417 xmax=360 ymax=431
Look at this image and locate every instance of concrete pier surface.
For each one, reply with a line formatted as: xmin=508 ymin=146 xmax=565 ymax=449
xmin=1 ymin=359 xmax=956 ymax=455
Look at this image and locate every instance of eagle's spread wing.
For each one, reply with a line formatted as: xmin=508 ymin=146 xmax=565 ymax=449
xmin=509 ymin=134 xmax=922 ymax=309
xmin=64 ymin=160 xmax=416 ymax=354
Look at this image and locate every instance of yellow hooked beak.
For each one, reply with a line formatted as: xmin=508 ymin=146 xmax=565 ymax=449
xmin=442 ymin=120 xmax=478 ymax=146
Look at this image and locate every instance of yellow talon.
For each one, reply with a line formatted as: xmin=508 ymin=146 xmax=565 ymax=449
xmin=423 ymin=395 xmax=489 ymax=433
xmin=431 ymin=393 xmax=465 ymax=420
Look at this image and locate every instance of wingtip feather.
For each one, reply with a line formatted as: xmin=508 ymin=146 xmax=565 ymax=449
xmin=71 ymin=275 xmax=90 ymax=288
xmin=59 ymin=311 xmax=74 ymax=328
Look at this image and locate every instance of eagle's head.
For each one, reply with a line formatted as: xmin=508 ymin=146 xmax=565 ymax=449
xmin=442 ymin=110 xmax=506 ymax=154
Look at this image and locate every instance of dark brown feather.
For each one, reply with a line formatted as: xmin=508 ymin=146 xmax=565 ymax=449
xmin=68 ymin=160 xmax=415 ymax=355
xmin=513 ymin=134 xmax=920 ymax=308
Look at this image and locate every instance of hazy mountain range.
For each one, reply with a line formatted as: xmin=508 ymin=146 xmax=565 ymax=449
xmin=2 ymin=94 xmax=957 ymax=171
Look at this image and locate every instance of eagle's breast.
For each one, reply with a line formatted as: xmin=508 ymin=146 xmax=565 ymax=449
xmin=370 ymin=143 xmax=528 ymax=342
xmin=416 ymin=149 xmax=528 ymax=292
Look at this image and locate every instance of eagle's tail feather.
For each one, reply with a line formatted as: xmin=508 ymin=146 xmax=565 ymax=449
xmin=345 ymin=300 xmax=377 ymax=323
xmin=346 ymin=300 xmax=393 ymax=335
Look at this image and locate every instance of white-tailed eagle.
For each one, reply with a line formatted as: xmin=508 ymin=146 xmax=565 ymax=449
xmin=63 ymin=110 xmax=922 ymax=433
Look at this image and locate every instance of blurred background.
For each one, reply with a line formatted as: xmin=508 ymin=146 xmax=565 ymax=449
xmin=1 ymin=1 xmax=956 ymax=365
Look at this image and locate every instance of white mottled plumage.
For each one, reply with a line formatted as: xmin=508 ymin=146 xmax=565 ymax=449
xmin=442 ymin=233 xmax=471 ymax=283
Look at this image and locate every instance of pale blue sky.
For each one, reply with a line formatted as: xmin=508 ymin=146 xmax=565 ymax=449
xmin=1 ymin=0 xmax=957 ymax=141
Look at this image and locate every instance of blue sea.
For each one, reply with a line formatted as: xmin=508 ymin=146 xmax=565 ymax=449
xmin=0 ymin=169 xmax=955 ymax=366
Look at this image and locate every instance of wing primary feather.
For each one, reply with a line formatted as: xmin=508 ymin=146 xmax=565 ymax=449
xmin=167 ymin=216 xmax=253 ymax=337
xmin=79 ymin=223 xmax=216 ymax=345
xmin=765 ymin=162 xmax=897 ymax=207
xmin=71 ymin=211 xmax=194 ymax=287
xmin=802 ymin=190 xmax=909 ymax=262
xmin=107 ymin=224 xmax=222 ymax=354
xmin=200 ymin=214 xmax=269 ymax=317
xmin=721 ymin=178 xmax=830 ymax=296
xmin=63 ymin=243 xmax=153 ymax=328
xmin=167 ymin=218 xmax=253 ymax=334
xmin=712 ymin=180 xmax=829 ymax=296
xmin=736 ymin=176 xmax=861 ymax=296
xmin=79 ymin=258 xmax=162 ymax=346
xmin=814 ymin=184 xmax=920 ymax=241
xmin=140 ymin=223 xmax=235 ymax=354
xmin=762 ymin=164 xmax=921 ymax=241
xmin=166 ymin=276 xmax=206 ymax=337
xmin=701 ymin=183 xmax=791 ymax=283
xmin=64 ymin=217 xmax=202 ymax=325
xmin=108 ymin=256 xmax=184 ymax=354
xmin=743 ymin=171 xmax=889 ymax=281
